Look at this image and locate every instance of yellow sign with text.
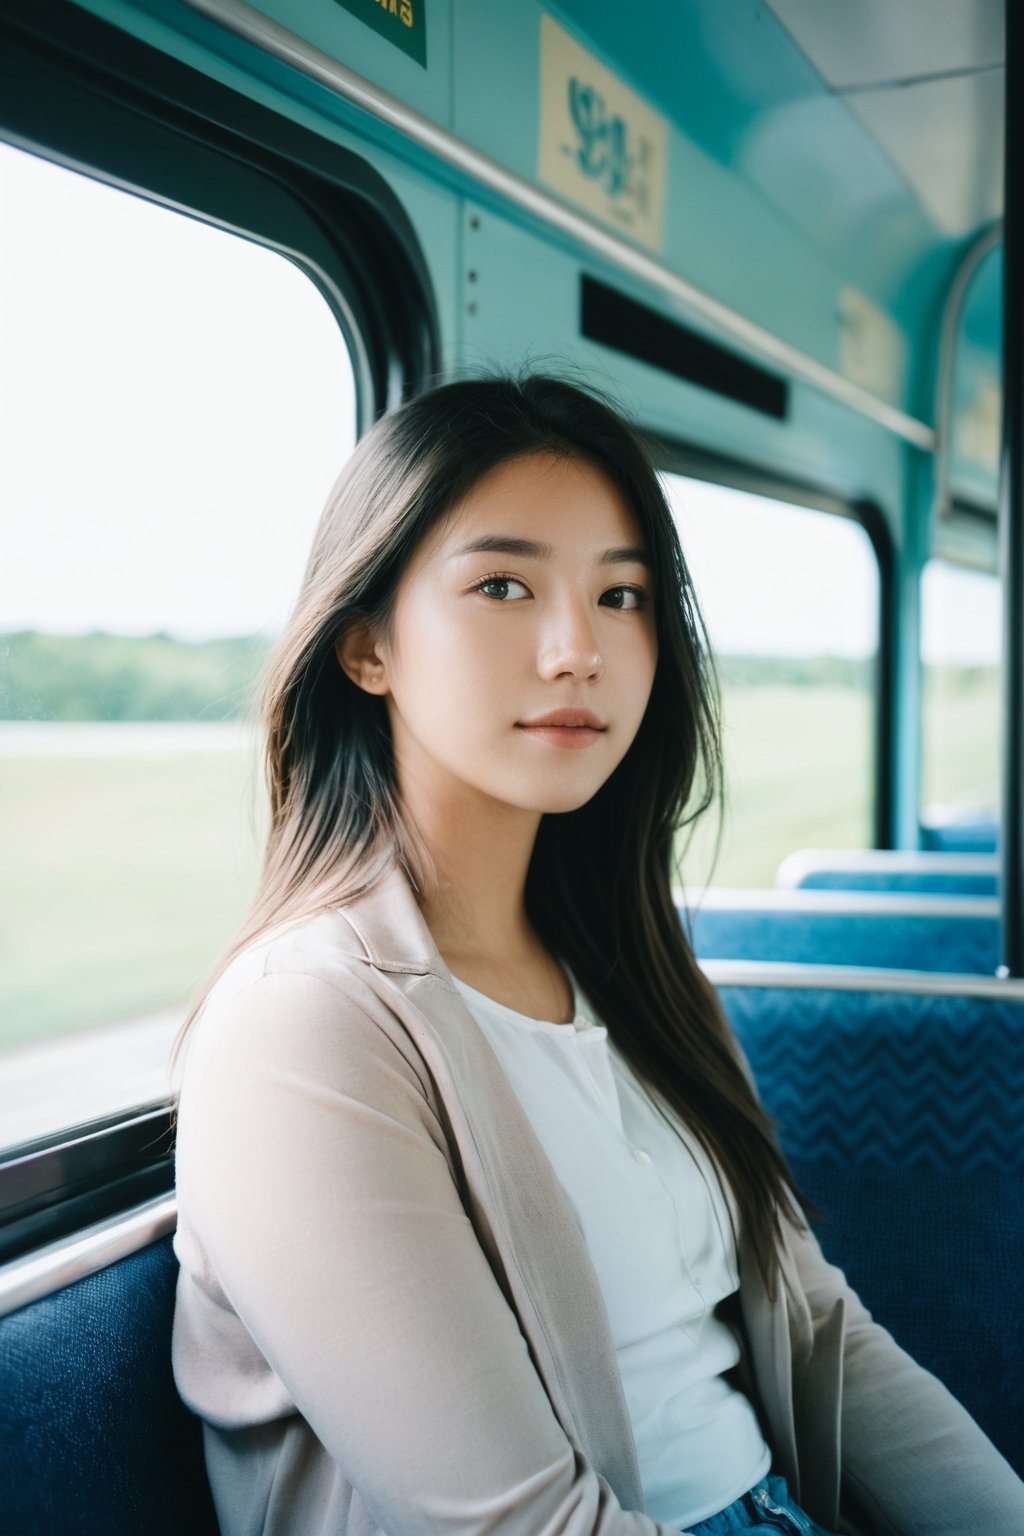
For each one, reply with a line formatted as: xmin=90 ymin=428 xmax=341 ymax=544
xmin=538 ymin=13 xmax=667 ymax=252
xmin=839 ymin=286 xmax=906 ymax=405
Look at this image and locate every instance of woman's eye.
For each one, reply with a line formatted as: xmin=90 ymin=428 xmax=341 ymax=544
xmin=474 ymin=575 xmax=530 ymax=601
xmin=602 ymin=585 xmax=649 ymax=610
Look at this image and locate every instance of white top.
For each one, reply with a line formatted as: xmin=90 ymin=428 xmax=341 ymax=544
xmin=451 ymin=970 xmax=772 ymax=1530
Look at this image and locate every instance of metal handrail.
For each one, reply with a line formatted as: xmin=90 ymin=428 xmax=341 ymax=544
xmin=932 ymin=220 xmax=1003 ymax=522
xmin=0 ymin=1194 xmax=176 ymax=1319
xmin=700 ymin=957 xmax=1024 ymax=998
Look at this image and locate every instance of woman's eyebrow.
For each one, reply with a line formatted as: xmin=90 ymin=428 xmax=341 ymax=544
xmin=449 ymin=534 xmax=651 ymax=567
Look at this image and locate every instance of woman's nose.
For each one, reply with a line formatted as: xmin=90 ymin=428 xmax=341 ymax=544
xmin=536 ymin=599 xmax=603 ymax=682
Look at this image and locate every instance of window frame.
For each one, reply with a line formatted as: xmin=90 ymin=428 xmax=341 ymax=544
xmin=0 ymin=0 xmax=438 ymax=1244
xmin=653 ymin=435 xmax=896 ymax=855
xmin=0 ymin=0 xmax=439 ymax=427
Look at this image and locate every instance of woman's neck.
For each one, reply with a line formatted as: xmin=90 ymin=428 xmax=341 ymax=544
xmin=415 ymin=834 xmax=536 ymax=962
xmin=395 ymin=779 xmax=572 ymax=1018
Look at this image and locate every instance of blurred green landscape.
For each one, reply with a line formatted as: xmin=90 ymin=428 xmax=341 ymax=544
xmin=0 ymin=629 xmax=270 ymax=721
xmin=1 ymin=738 xmax=266 ymax=1048
xmin=0 ymin=632 xmax=1000 ymax=1050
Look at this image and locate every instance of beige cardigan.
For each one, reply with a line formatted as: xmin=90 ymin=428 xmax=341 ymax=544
xmin=172 ymin=863 xmax=1024 ymax=1536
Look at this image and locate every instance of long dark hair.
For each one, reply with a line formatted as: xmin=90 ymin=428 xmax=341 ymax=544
xmin=170 ymin=371 xmax=802 ymax=1290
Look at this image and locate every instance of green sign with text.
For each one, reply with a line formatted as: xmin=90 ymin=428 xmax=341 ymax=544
xmin=333 ymin=0 xmax=426 ymax=67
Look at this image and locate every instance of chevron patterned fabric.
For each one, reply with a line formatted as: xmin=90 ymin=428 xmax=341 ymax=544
xmin=719 ymin=985 xmax=1024 ymax=1171
xmin=718 ymin=983 xmax=1024 ymax=1475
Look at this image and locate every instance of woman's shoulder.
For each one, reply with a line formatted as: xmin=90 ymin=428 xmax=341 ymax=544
xmin=177 ymin=903 xmax=436 ymax=1118
xmin=207 ymin=906 xmax=373 ymax=1008
xmin=203 ymin=861 xmax=435 ymax=1018
xmin=180 ymin=907 xmax=401 ymax=1082
xmin=176 ymin=862 xmax=446 ymax=1104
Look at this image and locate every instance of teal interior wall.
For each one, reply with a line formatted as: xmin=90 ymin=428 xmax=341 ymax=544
xmin=74 ymin=0 xmax=928 ymax=490
xmin=63 ymin=0 xmax=1005 ymax=847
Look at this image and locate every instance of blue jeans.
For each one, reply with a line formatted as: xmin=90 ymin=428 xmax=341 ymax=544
xmin=684 ymin=1474 xmax=838 ymax=1534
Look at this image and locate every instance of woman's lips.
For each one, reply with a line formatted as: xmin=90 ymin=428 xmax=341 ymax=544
xmin=516 ymin=724 xmax=604 ymax=748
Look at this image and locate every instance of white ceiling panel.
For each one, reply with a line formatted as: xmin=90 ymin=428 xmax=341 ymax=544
xmin=766 ymin=0 xmax=1003 ymax=89
xmin=763 ymin=0 xmax=1004 ymax=234
xmin=847 ymin=68 xmax=1004 ymax=234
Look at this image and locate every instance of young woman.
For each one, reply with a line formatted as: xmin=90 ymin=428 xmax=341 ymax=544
xmin=170 ymin=374 xmax=1024 ymax=1536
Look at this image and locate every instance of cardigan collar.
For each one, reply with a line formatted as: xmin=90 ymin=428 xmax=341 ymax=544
xmin=337 ymin=859 xmax=451 ymax=979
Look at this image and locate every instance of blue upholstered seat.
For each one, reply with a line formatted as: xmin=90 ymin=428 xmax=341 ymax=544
xmin=921 ymin=812 xmax=999 ymax=854
xmin=786 ymin=868 xmax=998 ymax=895
xmin=3 ymin=971 xmax=1022 ymax=1525
xmin=0 ymin=1234 xmax=218 ymax=1536
xmin=775 ymin=849 xmax=999 ymax=897
xmin=715 ymin=974 xmax=1024 ymax=1477
xmin=685 ymin=891 xmax=1000 ymax=973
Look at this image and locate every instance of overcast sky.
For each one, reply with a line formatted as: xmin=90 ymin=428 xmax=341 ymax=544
xmin=0 ymin=141 xmax=999 ymax=665
xmin=0 ymin=141 xmax=356 ymax=644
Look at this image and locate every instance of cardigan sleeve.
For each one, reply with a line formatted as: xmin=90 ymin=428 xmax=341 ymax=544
xmin=173 ymin=964 xmax=676 ymax=1536
xmin=787 ymin=1216 xmax=1024 ymax=1536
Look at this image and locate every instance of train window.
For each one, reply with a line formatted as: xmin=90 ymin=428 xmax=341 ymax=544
xmin=920 ymin=558 xmax=1001 ymax=824
xmin=0 ymin=142 xmax=356 ymax=1155
xmin=664 ymin=475 xmax=880 ymax=888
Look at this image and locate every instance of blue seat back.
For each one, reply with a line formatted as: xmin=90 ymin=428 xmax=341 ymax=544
xmin=921 ymin=812 xmax=998 ymax=854
xmin=775 ymin=850 xmax=998 ymax=897
xmin=791 ymin=869 xmax=997 ymax=895
xmin=0 ymin=1234 xmax=218 ymax=1536
xmin=5 ymin=973 xmax=1022 ymax=1515
xmin=686 ymin=891 xmax=999 ymax=973
xmin=712 ymin=968 xmax=1024 ymax=1476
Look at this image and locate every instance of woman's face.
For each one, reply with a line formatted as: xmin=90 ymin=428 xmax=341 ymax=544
xmin=342 ymin=451 xmax=659 ymax=819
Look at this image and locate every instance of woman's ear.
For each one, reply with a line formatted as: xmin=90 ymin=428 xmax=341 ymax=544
xmin=335 ymin=617 xmax=390 ymax=696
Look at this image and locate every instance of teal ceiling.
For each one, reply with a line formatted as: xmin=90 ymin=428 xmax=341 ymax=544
xmin=554 ymin=0 xmax=1003 ymax=349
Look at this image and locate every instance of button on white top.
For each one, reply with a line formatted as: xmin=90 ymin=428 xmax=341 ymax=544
xmin=632 ymin=1148 xmax=653 ymax=1165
